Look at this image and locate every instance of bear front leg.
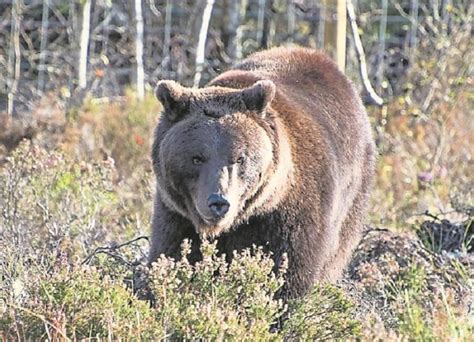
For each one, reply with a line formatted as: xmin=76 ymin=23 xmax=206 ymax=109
xmin=148 ymin=196 xmax=201 ymax=264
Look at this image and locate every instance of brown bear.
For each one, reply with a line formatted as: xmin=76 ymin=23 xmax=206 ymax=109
xmin=149 ymin=47 xmax=375 ymax=298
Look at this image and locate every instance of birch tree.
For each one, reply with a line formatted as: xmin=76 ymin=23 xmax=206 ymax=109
xmin=288 ymin=1 xmax=295 ymax=44
xmin=162 ymin=0 xmax=173 ymax=66
xmin=235 ymin=0 xmax=248 ymax=60
xmin=225 ymin=0 xmax=241 ymax=60
xmin=79 ymin=0 xmax=91 ymax=90
xmin=256 ymin=0 xmax=266 ymax=47
xmin=375 ymin=0 xmax=388 ymax=93
xmin=409 ymin=0 xmax=419 ymax=56
xmin=7 ymin=0 xmax=22 ymax=115
xmin=193 ymin=0 xmax=215 ymax=88
xmin=38 ymin=0 xmax=50 ymax=93
xmin=347 ymin=0 xmax=384 ymax=106
xmin=135 ymin=0 xmax=145 ymax=99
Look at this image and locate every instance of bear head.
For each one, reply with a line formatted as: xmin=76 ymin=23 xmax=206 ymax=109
xmin=152 ymin=79 xmax=282 ymax=237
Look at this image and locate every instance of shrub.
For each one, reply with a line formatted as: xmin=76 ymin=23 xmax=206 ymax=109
xmin=149 ymin=240 xmax=285 ymax=340
xmin=282 ymin=285 xmax=361 ymax=340
xmin=0 ymin=266 xmax=160 ymax=340
xmin=0 ymin=140 xmax=121 ymax=258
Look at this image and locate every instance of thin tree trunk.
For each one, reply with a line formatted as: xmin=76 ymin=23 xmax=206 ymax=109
xmin=235 ymin=0 xmax=248 ymax=61
xmin=162 ymin=0 xmax=172 ymax=66
xmin=193 ymin=0 xmax=215 ymax=88
xmin=288 ymin=1 xmax=295 ymax=43
xmin=336 ymin=0 xmax=346 ymax=71
xmin=37 ymin=0 xmax=49 ymax=93
xmin=7 ymin=0 xmax=22 ymax=115
xmin=135 ymin=0 xmax=145 ymax=99
xmin=262 ymin=0 xmax=275 ymax=48
xmin=256 ymin=0 xmax=266 ymax=47
xmin=318 ymin=2 xmax=326 ymax=49
xmin=79 ymin=0 xmax=91 ymax=90
xmin=409 ymin=0 xmax=419 ymax=54
xmin=323 ymin=0 xmax=346 ymax=71
xmin=347 ymin=0 xmax=384 ymax=106
xmin=375 ymin=0 xmax=387 ymax=92
xmin=225 ymin=0 xmax=241 ymax=60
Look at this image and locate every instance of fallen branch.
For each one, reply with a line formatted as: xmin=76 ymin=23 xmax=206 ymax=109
xmin=82 ymin=235 xmax=149 ymax=266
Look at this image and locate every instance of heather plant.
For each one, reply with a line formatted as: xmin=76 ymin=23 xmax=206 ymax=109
xmin=148 ymin=240 xmax=285 ymax=340
xmin=0 ymin=143 xmax=363 ymax=339
xmin=350 ymin=228 xmax=473 ymax=340
xmin=0 ymin=140 xmax=120 ymax=257
xmin=282 ymin=285 xmax=361 ymax=340
xmin=1 ymin=236 xmax=361 ymax=340
xmin=1 ymin=265 xmax=160 ymax=340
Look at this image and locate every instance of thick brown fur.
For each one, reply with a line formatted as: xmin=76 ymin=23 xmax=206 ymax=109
xmin=149 ymin=47 xmax=375 ymax=298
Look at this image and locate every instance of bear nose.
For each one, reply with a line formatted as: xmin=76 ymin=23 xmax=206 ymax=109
xmin=207 ymin=194 xmax=230 ymax=218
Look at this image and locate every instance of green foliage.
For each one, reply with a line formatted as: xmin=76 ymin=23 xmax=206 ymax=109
xmin=397 ymin=292 xmax=434 ymax=341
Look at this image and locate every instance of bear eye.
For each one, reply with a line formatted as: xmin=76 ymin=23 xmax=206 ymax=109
xmin=192 ymin=156 xmax=204 ymax=165
xmin=236 ymin=156 xmax=245 ymax=164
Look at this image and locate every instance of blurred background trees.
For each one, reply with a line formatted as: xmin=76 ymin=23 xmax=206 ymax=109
xmin=0 ymin=0 xmax=471 ymax=114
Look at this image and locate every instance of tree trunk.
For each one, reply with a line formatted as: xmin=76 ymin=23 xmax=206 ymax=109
xmin=193 ymin=0 xmax=215 ymax=88
xmin=288 ymin=1 xmax=295 ymax=43
xmin=162 ymin=0 xmax=173 ymax=68
xmin=225 ymin=0 xmax=241 ymax=60
xmin=79 ymin=0 xmax=91 ymax=90
xmin=347 ymin=0 xmax=384 ymax=106
xmin=135 ymin=0 xmax=145 ymax=99
xmin=323 ymin=0 xmax=346 ymax=71
xmin=409 ymin=0 xmax=419 ymax=55
xmin=235 ymin=0 xmax=248 ymax=60
xmin=38 ymin=0 xmax=49 ymax=93
xmin=7 ymin=0 xmax=22 ymax=115
xmin=256 ymin=0 xmax=266 ymax=47
xmin=375 ymin=0 xmax=388 ymax=93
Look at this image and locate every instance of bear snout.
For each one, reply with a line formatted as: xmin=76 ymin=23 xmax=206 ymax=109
xmin=207 ymin=194 xmax=230 ymax=218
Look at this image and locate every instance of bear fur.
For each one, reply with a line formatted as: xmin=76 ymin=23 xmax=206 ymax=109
xmin=149 ymin=47 xmax=375 ymax=298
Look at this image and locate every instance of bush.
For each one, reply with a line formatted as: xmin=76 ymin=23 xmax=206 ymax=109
xmin=0 ymin=140 xmax=120 ymax=258
xmin=0 ymin=266 xmax=160 ymax=340
xmin=283 ymin=285 xmax=361 ymax=340
xmin=149 ymin=240 xmax=285 ymax=340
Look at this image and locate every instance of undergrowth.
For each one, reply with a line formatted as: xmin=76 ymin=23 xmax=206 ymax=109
xmin=0 ymin=142 xmax=361 ymax=340
xmin=1 ymin=141 xmax=471 ymax=340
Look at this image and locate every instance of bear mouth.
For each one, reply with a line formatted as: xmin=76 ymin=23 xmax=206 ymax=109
xmin=192 ymin=203 xmax=226 ymax=228
xmin=194 ymin=209 xmax=234 ymax=237
xmin=199 ymin=213 xmax=228 ymax=226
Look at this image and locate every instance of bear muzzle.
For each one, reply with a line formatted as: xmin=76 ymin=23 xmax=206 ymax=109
xmin=207 ymin=193 xmax=230 ymax=219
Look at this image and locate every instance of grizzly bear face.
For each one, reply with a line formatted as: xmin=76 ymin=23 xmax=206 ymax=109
xmin=153 ymin=80 xmax=278 ymax=237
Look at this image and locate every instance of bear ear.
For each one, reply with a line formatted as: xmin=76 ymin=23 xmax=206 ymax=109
xmin=155 ymin=80 xmax=190 ymax=121
xmin=241 ymin=80 xmax=276 ymax=116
